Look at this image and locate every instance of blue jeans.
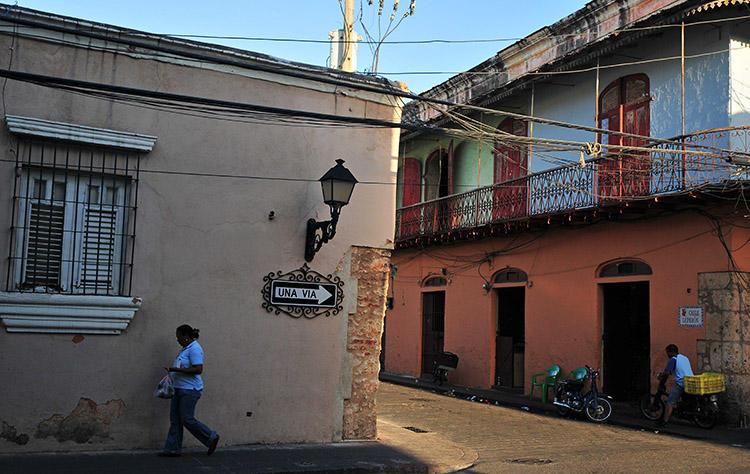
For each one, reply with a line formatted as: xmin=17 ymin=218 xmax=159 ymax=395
xmin=164 ymin=388 xmax=217 ymax=454
xmin=666 ymin=383 xmax=684 ymax=406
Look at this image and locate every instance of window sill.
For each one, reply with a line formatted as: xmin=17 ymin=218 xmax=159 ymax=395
xmin=0 ymin=292 xmax=142 ymax=334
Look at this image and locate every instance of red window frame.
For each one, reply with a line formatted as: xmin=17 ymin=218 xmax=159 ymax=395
xmin=493 ymin=117 xmax=528 ymax=220
xmin=597 ymin=74 xmax=651 ymax=198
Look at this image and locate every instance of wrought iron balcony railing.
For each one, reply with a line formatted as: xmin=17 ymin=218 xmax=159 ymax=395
xmin=395 ymin=128 xmax=750 ymax=244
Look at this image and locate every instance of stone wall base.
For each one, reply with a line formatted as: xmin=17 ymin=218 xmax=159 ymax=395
xmin=697 ymin=271 xmax=750 ymax=426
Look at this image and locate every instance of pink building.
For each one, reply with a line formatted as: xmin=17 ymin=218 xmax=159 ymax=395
xmin=385 ymin=0 xmax=750 ymax=422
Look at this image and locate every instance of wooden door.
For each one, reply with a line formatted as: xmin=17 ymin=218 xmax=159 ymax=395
xmin=598 ymin=75 xmax=650 ymax=199
xmin=400 ymin=158 xmax=422 ymax=237
xmin=493 ymin=118 xmax=528 ymax=220
xmin=421 ymin=291 xmax=445 ymax=376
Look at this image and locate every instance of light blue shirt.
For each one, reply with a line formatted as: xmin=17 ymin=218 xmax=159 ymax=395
xmin=665 ymin=353 xmax=693 ymax=387
xmin=172 ymin=341 xmax=204 ymax=390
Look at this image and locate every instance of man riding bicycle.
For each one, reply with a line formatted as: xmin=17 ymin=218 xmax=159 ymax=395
xmin=657 ymin=343 xmax=693 ymax=426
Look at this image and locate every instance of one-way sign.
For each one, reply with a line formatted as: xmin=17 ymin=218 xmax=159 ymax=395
xmin=270 ymin=280 xmax=337 ymax=308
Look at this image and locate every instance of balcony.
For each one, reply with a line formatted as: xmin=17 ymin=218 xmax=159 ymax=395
xmin=395 ymin=128 xmax=750 ymax=247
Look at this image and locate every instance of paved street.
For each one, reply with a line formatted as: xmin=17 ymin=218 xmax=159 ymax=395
xmin=377 ymin=382 xmax=750 ymax=473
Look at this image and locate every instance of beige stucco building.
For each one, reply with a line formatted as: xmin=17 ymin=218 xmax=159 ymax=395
xmin=0 ymin=5 xmax=402 ymax=452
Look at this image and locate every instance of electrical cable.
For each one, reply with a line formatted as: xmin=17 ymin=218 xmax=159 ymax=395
xmin=32 ymin=11 xmax=746 ymax=46
xmin=3 ymin=8 xmax=748 ymax=153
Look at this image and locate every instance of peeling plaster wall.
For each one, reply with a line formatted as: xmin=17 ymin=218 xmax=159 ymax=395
xmin=408 ymin=0 xmax=694 ymax=122
xmin=531 ymin=24 xmax=729 ymax=172
xmin=398 ymin=22 xmax=733 ymax=196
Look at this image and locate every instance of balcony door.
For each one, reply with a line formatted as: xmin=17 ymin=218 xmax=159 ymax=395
xmin=424 ymin=143 xmax=453 ymax=201
xmin=399 ymin=158 xmax=422 ymax=237
xmin=424 ymin=143 xmax=454 ymax=233
xmin=598 ymin=74 xmax=651 ymax=198
xmin=493 ymin=117 xmax=528 ymax=220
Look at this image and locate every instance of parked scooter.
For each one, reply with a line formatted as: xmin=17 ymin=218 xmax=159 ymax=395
xmin=432 ymin=351 xmax=459 ymax=386
xmin=639 ymin=373 xmax=720 ymax=429
xmin=553 ymin=365 xmax=613 ymax=423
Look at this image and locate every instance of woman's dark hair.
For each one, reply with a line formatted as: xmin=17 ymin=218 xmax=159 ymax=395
xmin=666 ymin=344 xmax=678 ymax=354
xmin=176 ymin=324 xmax=200 ymax=339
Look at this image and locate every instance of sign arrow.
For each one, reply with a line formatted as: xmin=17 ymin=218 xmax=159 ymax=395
xmin=314 ymin=285 xmax=333 ymax=304
xmin=270 ymin=280 xmax=337 ymax=308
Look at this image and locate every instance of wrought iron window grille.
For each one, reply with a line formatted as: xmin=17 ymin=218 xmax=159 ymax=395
xmin=5 ymin=139 xmax=141 ymax=296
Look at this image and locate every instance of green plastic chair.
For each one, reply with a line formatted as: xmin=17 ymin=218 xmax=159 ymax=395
xmin=529 ymin=365 xmax=561 ymax=403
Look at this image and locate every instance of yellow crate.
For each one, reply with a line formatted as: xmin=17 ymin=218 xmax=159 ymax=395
xmin=684 ymin=373 xmax=725 ymax=395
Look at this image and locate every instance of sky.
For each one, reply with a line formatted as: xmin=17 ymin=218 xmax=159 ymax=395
xmin=11 ymin=0 xmax=589 ymax=94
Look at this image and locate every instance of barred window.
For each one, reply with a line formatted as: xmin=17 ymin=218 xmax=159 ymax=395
xmin=7 ymin=139 xmax=140 ymax=296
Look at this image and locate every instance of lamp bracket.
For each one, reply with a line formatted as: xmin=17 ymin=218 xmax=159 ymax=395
xmin=304 ymin=206 xmax=341 ymax=262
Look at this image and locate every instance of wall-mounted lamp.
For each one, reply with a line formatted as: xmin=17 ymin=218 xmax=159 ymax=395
xmin=305 ymin=159 xmax=358 ymax=262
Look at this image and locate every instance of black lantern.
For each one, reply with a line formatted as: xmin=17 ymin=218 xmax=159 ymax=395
xmin=305 ymin=159 xmax=358 ymax=262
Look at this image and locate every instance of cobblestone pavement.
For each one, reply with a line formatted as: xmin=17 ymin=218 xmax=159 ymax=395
xmin=377 ymin=382 xmax=750 ymax=473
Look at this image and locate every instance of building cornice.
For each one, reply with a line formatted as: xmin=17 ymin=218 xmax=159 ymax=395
xmin=406 ymin=0 xmax=697 ymax=123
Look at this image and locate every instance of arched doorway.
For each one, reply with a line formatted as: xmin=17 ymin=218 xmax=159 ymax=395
xmin=493 ymin=268 xmax=527 ymax=390
xmin=599 ymin=259 xmax=652 ymax=401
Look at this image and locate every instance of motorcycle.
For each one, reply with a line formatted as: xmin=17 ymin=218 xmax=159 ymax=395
xmin=432 ymin=351 xmax=459 ymax=386
xmin=639 ymin=373 xmax=719 ymax=429
xmin=553 ymin=365 xmax=613 ymax=423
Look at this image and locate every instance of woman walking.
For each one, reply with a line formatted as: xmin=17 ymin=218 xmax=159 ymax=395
xmin=160 ymin=324 xmax=220 ymax=456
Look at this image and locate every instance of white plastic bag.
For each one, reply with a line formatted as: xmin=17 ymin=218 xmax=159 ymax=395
xmin=154 ymin=373 xmax=174 ymax=399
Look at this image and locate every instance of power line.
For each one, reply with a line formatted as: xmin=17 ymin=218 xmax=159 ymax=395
xmin=29 ymin=11 xmax=746 ymax=46
xmin=1 ymin=10 xmax=745 ymax=156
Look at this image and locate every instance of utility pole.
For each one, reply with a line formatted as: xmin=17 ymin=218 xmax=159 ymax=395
xmin=329 ymin=0 xmax=360 ymax=72
xmin=341 ymin=0 xmax=355 ymax=72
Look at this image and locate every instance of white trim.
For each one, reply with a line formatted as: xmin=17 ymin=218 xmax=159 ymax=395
xmin=5 ymin=115 xmax=158 ymax=152
xmin=0 ymin=292 xmax=142 ymax=334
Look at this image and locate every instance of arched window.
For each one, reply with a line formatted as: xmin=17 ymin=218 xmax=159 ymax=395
xmin=423 ymin=276 xmax=447 ymax=287
xmin=598 ymin=74 xmax=651 ymax=197
xmin=599 ymin=260 xmax=652 ymax=278
xmin=493 ymin=268 xmax=528 ymax=284
xmin=493 ymin=117 xmax=528 ymax=220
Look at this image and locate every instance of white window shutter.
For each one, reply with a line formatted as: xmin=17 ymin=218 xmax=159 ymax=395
xmin=77 ymin=206 xmax=120 ymax=294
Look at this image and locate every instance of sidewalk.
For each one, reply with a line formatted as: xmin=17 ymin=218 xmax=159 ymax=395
xmin=2 ymin=374 xmax=746 ymax=474
xmin=0 ymin=420 xmax=477 ymax=474
xmin=380 ymin=371 xmax=750 ymax=449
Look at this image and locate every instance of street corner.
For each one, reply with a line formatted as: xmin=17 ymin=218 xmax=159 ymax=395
xmin=377 ymin=419 xmax=478 ymax=473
